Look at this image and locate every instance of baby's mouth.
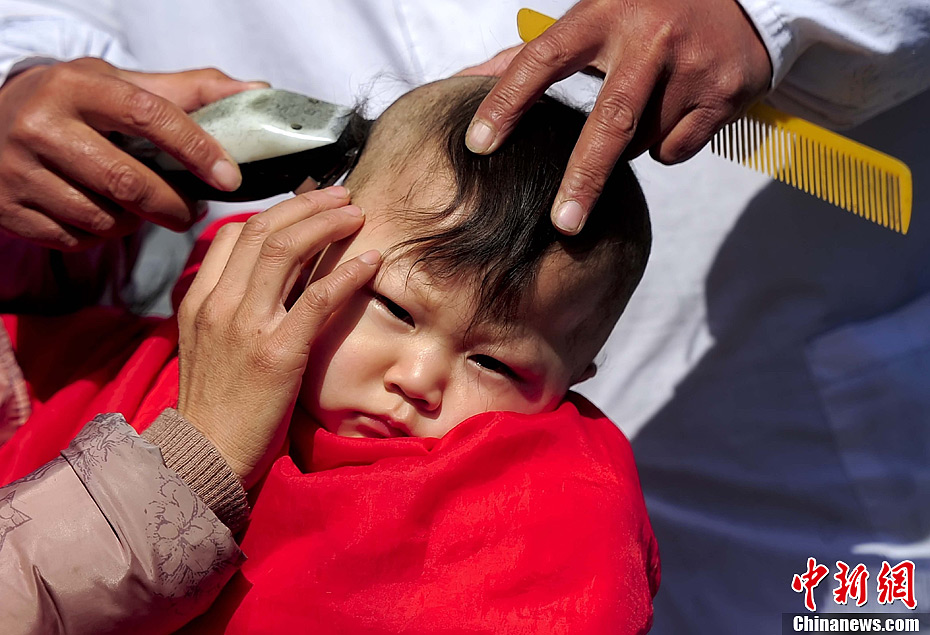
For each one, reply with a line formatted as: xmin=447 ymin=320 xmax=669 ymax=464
xmin=356 ymin=413 xmax=411 ymax=438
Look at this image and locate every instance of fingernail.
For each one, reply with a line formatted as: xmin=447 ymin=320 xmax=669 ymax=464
xmin=358 ymin=249 xmax=381 ymax=265
xmin=245 ymin=81 xmax=271 ymax=89
xmin=212 ymin=159 xmax=242 ymax=191
xmin=344 ymin=204 xmax=363 ymax=217
xmin=195 ymin=200 xmax=209 ymax=221
xmin=326 ymin=185 xmax=349 ymax=198
xmin=553 ymin=200 xmax=585 ymax=234
xmin=466 ymin=120 xmax=495 ymax=154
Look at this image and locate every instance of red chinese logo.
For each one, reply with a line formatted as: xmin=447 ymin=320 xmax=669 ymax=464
xmin=834 ymin=561 xmax=869 ymax=607
xmin=792 ymin=557 xmax=830 ymax=611
xmin=877 ymin=560 xmax=916 ymax=610
xmin=793 ymin=558 xmax=917 ymax=612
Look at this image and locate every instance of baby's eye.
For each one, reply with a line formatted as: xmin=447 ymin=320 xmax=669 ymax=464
xmin=470 ymin=354 xmax=518 ymax=380
xmin=374 ymin=293 xmax=414 ymax=326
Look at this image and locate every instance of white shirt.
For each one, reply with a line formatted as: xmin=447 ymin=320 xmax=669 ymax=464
xmin=1 ymin=1 xmax=929 ymax=632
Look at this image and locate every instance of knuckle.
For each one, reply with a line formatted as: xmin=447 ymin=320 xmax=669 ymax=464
xmin=225 ymin=313 xmax=250 ymax=341
xmin=12 ymin=110 xmax=51 ymax=146
xmin=44 ymin=62 xmax=81 ymax=87
xmin=83 ymin=210 xmax=117 ymax=235
xmin=204 ymin=67 xmax=229 ymax=80
xmin=564 ymin=163 xmax=609 ymax=200
xmin=258 ymin=231 xmax=296 ymax=263
xmin=294 ymin=191 xmax=330 ymax=215
xmin=125 ymin=89 xmax=165 ymax=128
xmin=303 ymin=282 xmax=334 ymax=311
xmin=651 ymin=16 xmax=682 ymax=49
xmin=715 ymin=66 xmax=750 ymax=103
xmin=103 ymin=162 xmax=150 ymax=205
xmin=673 ymin=45 xmax=706 ymax=82
xmin=595 ymin=91 xmax=638 ymax=137
xmin=240 ymin=214 xmax=274 ymax=242
xmin=524 ymin=34 xmax=573 ymax=71
xmin=67 ymin=57 xmax=108 ymax=74
xmin=177 ymin=298 xmax=203 ymax=331
xmin=181 ymin=130 xmax=216 ymax=165
xmin=194 ymin=297 xmax=223 ymax=330
xmin=177 ymin=299 xmax=194 ymax=327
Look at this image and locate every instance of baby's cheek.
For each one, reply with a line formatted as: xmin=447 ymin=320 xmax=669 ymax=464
xmin=446 ymin=376 xmax=532 ymax=420
xmin=481 ymin=376 xmax=564 ymax=416
xmin=305 ymin=308 xmax=383 ymax=410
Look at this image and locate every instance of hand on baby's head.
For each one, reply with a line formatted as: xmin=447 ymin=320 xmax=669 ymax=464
xmin=175 ymin=76 xmax=650 ymax=486
xmin=295 ymin=76 xmax=651 ymax=442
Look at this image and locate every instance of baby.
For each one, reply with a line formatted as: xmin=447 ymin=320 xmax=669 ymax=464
xmin=293 ymin=75 xmax=650 ymax=448
xmin=0 ymin=75 xmax=657 ymax=634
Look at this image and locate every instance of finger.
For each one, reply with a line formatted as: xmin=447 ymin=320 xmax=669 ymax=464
xmin=278 ymin=249 xmax=381 ymax=346
xmin=650 ymin=105 xmax=730 ymax=164
xmin=23 ymin=169 xmax=143 ymax=238
xmin=238 ymin=204 xmax=366 ymax=316
xmin=75 ymin=73 xmax=242 ymax=192
xmin=465 ymin=14 xmax=602 ymax=155
xmin=36 ymin=121 xmax=199 ymax=231
xmin=122 ymin=67 xmax=270 ymax=112
xmin=552 ymin=63 xmax=661 ymax=235
xmin=0 ymin=204 xmax=99 ymax=251
xmin=455 ymin=45 xmax=525 ymax=77
xmin=213 ymin=186 xmax=351 ymax=299
xmin=180 ymin=221 xmax=245 ymax=321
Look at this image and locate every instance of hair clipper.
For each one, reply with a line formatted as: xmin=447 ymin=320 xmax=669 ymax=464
xmin=114 ymin=89 xmax=370 ymax=201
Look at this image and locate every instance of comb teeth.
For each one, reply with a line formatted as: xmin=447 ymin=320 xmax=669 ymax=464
xmin=710 ymin=104 xmax=912 ymax=234
xmin=516 ymin=8 xmax=914 ymax=235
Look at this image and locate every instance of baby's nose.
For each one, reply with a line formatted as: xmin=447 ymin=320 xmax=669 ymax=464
xmin=384 ymin=349 xmax=446 ymax=412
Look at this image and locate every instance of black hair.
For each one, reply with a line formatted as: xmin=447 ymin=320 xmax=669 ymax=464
xmin=351 ymin=77 xmax=650 ymax=337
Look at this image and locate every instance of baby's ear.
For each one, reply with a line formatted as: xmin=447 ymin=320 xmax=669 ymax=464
xmin=573 ymin=363 xmax=597 ymax=384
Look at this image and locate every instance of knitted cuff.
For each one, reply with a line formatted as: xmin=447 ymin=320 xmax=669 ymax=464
xmin=142 ymin=408 xmax=250 ymax=533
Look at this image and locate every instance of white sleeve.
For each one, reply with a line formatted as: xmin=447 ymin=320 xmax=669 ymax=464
xmin=737 ymin=0 xmax=930 ymax=127
xmin=0 ymin=0 xmax=137 ymax=85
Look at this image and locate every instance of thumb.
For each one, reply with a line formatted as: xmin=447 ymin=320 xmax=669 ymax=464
xmin=119 ymin=67 xmax=270 ymax=112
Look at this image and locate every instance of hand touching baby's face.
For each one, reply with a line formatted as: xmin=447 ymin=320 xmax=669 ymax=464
xmin=297 ymin=183 xmax=602 ymax=440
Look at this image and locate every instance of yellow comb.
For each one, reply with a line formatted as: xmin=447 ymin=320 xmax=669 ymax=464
xmin=517 ymin=8 xmax=913 ymax=234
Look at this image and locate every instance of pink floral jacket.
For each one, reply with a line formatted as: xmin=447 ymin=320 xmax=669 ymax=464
xmin=0 ymin=325 xmax=246 ymax=634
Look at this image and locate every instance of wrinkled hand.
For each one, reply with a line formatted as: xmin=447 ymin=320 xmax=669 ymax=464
xmin=463 ymin=0 xmax=772 ymax=234
xmin=0 ymin=57 xmax=263 ymax=250
xmin=176 ymin=186 xmax=380 ymax=489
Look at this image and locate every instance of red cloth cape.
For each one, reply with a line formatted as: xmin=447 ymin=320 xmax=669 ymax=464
xmin=0 ymin=221 xmax=659 ymax=634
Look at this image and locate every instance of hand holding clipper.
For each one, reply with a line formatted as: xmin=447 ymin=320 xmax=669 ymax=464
xmin=116 ymin=89 xmax=370 ymax=203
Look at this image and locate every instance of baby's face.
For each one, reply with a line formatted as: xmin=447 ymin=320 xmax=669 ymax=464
xmin=296 ymin=181 xmax=605 ymax=440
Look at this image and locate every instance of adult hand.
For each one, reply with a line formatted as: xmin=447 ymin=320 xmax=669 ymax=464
xmin=463 ymin=0 xmax=772 ymax=234
xmin=0 ymin=57 xmax=264 ymax=250
xmin=176 ymin=186 xmax=380 ymax=489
